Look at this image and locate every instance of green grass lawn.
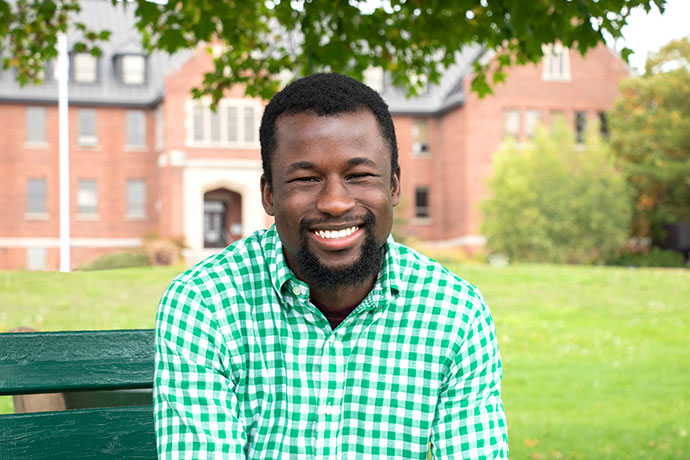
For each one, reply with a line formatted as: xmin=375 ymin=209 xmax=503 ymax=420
xmin=1 ymin=263 xmax=689 ymax=459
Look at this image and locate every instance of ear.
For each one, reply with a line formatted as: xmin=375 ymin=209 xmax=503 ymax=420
xmin=391 ymin=167 xmax=401 ymax=207
xmin=260 ymin=175 xmax=275 ymax=216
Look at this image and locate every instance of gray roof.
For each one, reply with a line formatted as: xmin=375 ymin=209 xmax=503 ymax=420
xmin=0 ymin=0 xmax=189 ymax=107
xmin=381 ymin=46 xmax=483 ymax=116
xmin=0 ymin=0 xmax=480 ymax=112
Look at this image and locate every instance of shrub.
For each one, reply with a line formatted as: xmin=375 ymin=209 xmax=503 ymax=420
xmin=77 ymin=252 xmax=150 ymax=271
xmin=481 ymin=120 xmax=632 ymax=264
xmin=143 ymin=233 xmax=186 ymax=266
xmin=608 ymin=247 xmax=687 ymax=268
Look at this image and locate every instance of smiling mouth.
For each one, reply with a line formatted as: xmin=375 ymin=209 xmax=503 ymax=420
xmin=312 ymin=225 xmax=361 ymax=240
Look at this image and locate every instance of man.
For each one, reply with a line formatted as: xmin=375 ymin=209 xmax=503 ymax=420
xmin=154 ymin=73 xmax=508 ymax=459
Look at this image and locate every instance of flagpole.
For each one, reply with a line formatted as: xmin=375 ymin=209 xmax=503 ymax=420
xmin=57 ymin=33 xmax=71 ymax=272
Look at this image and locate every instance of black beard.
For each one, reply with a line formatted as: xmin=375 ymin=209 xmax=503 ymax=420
xmin=295 ymin=212 xmax=383 ymax=290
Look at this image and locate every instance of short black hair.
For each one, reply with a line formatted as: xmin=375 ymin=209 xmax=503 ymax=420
xmin=259 ymin=72 xmax=399 ymax=188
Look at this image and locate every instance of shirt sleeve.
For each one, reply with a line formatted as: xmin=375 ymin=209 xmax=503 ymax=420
xmin=154 ymin=279 xmax=246 ymax=460
xmin=430 ymin=296 xmax=508 ymax=459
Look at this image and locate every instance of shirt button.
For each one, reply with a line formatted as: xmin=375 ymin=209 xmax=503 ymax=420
xmin=328 ymin=335 xmax=336 ymax=344
xmin=323 ymin=404 xmax=334 ymax=415
xmin=292 ymin=286 xmax=301 ymax=296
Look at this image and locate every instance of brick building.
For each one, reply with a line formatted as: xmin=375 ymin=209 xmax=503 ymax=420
xmin=0 ymin=1 xmax=629 ymax=270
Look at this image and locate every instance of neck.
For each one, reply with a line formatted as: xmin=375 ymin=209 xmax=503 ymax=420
xmin=308 ymin=274 xmax=377 ymax=310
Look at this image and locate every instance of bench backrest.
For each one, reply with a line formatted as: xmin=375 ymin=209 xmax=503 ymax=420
xmin=0 ymin=329 xmax=157 ymax=459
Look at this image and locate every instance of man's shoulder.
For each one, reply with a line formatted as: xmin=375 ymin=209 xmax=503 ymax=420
xmin=393 ymin=243 xmax=479 ymax=292
xmin=391 ymin=242 xmax=487 ymax=315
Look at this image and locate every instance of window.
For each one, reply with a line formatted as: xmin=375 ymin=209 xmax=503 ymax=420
xmin=78 ymin=109 xmax=98 ymax=146
xmin=126 ymin=179 xmax=146 ymax=218
xmin=598 ymin=112 xmax=609 ymax=139
xmin=26 ymin=178 xmax=46 ymax=214
xmin=243 ymin=107 xmax=256 ymax=143
xmin=226 ymin=107 xmax=238 ymax=143
xmin=154 ymin=105 xmax=164 ymax=151
xmin=363 ymin=67 xmax=384 ymax=92
xmin=26 ymin=107 xmax=47 ymax=143
xmin=77 ymin=179 xmax=98 ymax=215
xmin=193 ymin=104 xmax=204 ymax=142
xmin=541 ymin=43 xmax=571 ymax=81
xmin=210 ymin=109 xmax=221 ymax=142
xmin=126 ymin=110 xmax=146 ymax=147
xmin=26 ymin=248 xmax=47 ymax=271
xmin=189 ymin=99 xmax=261 ymax=146
xmin=502 ymin=109 xmax=520 ymax=140
xmin=524 ymin=109 xmax=543 ymax=140
xmin=72 ymin=53 xmax=98 ymax=83
xmin=116 ymin=55 xmax=146 ymax=85
xmin=415 ymin=186 xmax=430 ymax=219
xmin=412 ymin=119 xmax=430 ymax=155
xmin=575 ymin=111 xmax=587 ymax=144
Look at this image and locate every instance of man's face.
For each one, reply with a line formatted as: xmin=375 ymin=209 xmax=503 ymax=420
xmin=261 ymin=109 xmax=401 ymax=288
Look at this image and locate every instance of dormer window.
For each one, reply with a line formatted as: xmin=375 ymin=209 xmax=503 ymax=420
xmin=541 ymin=43 xmax=571 ymax=81
xmin=72 ymin=53 xmax=98 ymax=83
xmin=115 ymin=54 xmax=146 ymax=85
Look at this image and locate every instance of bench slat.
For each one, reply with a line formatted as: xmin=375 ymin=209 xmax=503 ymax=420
xmin=0 ymin=406 xmax=156 ymax=459
xmin=0 ymin=329 xmax=154 ymax=395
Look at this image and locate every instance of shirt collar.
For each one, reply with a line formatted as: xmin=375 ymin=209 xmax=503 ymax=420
xmin=263 ymin=224 xmax=400 ymax=310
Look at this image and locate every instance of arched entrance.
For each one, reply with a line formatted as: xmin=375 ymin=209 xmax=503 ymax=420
xmin=203 ymin=188 xmax=242 ymax=248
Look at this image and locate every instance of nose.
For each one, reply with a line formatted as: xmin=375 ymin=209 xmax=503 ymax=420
xmin=316 ymin=177 xmax=355 ymax=217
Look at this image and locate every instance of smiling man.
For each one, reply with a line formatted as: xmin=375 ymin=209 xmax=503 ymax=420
xmin=154 ymin=73 xmax=508 ymax=459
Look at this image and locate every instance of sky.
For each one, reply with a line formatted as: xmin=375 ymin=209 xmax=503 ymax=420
xmin=614 ymin=0 xmax=690 ymax=73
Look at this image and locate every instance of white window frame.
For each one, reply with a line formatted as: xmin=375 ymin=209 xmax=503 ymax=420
xmin=72 ymin=53 xmax=98 ymax=83
xmin=26 ymin=177 xmax=48 ymax=219
xmin=524 ymin=109 xmax=543 ymax=140
xmin=412 ymin=119 xmax=431 ymax=157
xmin=121 ymin=55 xmax=146 ymax=85
xmin=541 ymin=43 xmax=571 ymax=81
xmin=26 ymin=247 xmax=47 ymax=271
xmin=78 ymin=109 xmax=98 ymax=147
xmin=186 ymin=98 xmax=262 ymax=148
xmin=502 ymin=109 xmax=520 ymax=140
xmin=126 ymin=110 xmax=147 ymax=148
xmin=126 ymin=179 xmax=147 ymax=219
xmin=26 ymin=107 xmax=47 ymax=145
xmin=414 ymin=186 xmax=432 ymax=223
xmin=77 ymin=179 xmax=99 ymax=218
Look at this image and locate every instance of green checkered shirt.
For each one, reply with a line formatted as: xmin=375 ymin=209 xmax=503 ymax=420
xmin=154 ymin=225 xmax=507 ymax=459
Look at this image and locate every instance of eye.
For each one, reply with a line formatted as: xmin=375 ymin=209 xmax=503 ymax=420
xmin=346 ymin=172 xmax=375 ymax=181
xmin=289 ymin=176 xmax=319 ymax=183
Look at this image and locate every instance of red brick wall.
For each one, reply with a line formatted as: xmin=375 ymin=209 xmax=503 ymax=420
xmin=460 ymin=43 xmax=628 ymax=238
xmin=0 ymin=102 xmax=159 ymax=269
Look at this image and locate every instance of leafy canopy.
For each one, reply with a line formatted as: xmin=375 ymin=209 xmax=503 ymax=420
xmin=481 ymin=120 xmax=632 ymax=264
xmin=1 ymin=0 xmax=667 ymax=100
xmin=609 ymin=36 xmax=690 ymax=240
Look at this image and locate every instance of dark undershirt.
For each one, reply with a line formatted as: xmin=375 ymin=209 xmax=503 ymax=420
xmin=310 ymin=298 xmax=359 ymax=330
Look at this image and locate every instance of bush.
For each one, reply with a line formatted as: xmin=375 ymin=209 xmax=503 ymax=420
xmin=77 ymin=252 xmax=150 ymax=271
xmin=608 ymin=247 xmax=687 ymax=268
xmin=481 ymin=120 xmax=632 ymax=264
xmin=143 ymin=233 xmax=186 ymax=266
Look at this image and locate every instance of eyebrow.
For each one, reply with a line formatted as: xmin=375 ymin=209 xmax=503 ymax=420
xmin=286 ymin=161 xmax=316 ymax=173
xmin=347 ymin=157 xmax=376 ymax=167
xmin=286 ymin=157 xmax=376 ymax=173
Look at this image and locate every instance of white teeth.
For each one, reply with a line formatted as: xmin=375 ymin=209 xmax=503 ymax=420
xmin=315 ymin=226 xmax=358 ymax=239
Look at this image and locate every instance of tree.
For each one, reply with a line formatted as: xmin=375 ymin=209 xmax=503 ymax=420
xmin=609 ymin=37 xmax=690 ymax=241
xmin=1 ymin=0 xmax=667 ymax=100
xmin=481 ymin=120 xmax=632 ymax=264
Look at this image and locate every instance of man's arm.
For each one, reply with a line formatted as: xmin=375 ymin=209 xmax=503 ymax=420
xmin=154 ymin=279 xmax=246 ymax=459
xmin=430 ymin=296 xmax=508 ymax=459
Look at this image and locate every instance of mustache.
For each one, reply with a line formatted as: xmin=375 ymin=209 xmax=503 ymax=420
xmin=298 ymin=212 xmax=375 ymax=235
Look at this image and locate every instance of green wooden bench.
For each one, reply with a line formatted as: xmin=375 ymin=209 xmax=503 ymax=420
xmin=0 ymin=329 xmax=157 ymax=459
